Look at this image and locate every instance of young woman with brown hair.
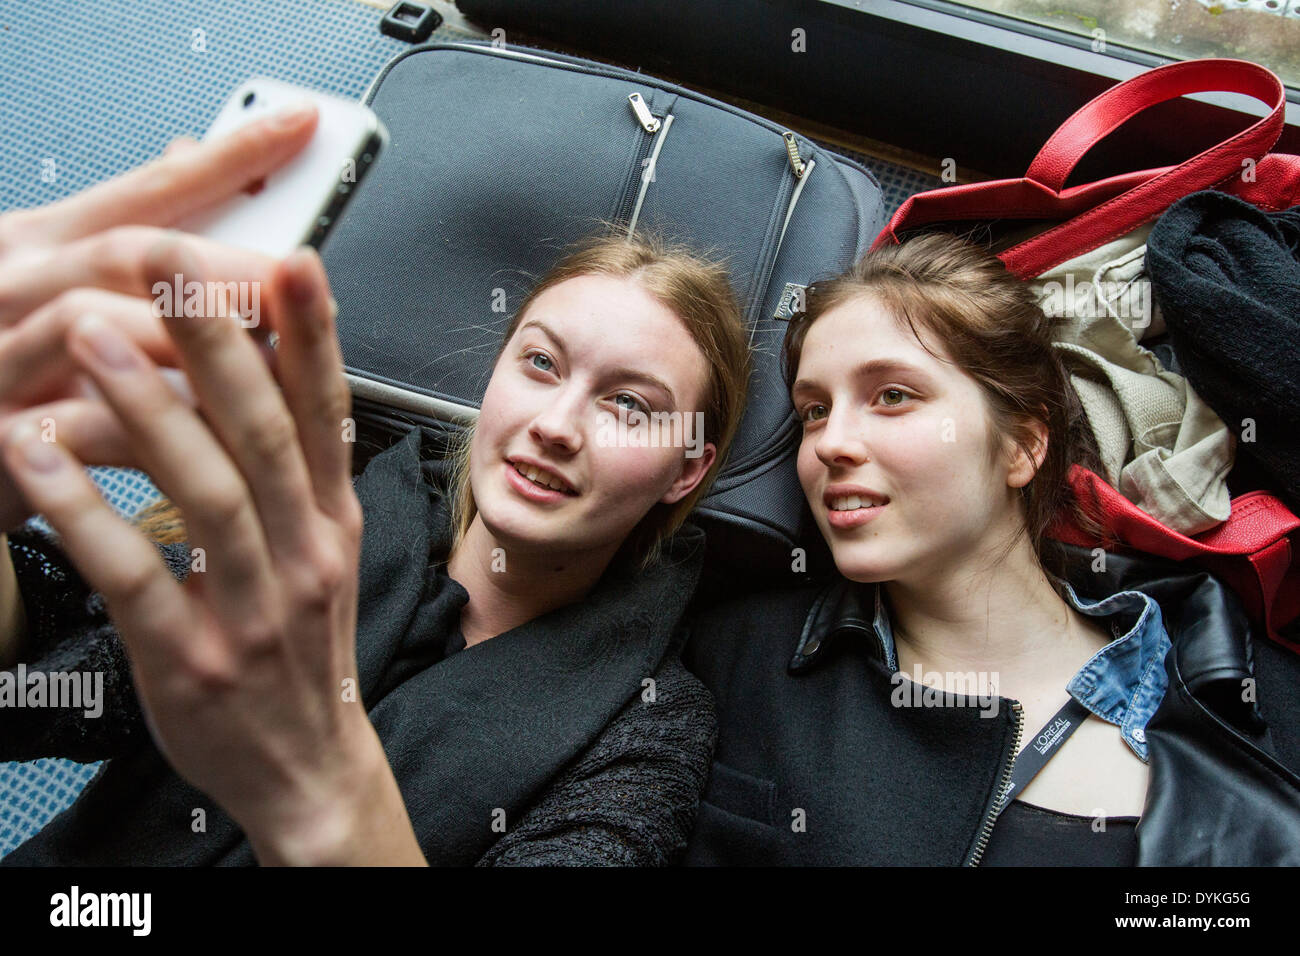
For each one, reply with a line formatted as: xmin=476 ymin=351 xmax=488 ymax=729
xmin=0 ymin=114 xmax=750 ymax=865
xmin=684 ymin=232 xmax=1300 ymax=866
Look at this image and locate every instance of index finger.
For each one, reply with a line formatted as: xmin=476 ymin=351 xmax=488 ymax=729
xmin=17 ymin=103 xmax=319 ymax=246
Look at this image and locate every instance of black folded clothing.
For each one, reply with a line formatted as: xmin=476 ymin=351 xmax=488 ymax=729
xmin=1147 ymin=190 xmax=1300 ymax=511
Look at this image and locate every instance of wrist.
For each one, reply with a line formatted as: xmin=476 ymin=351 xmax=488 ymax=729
xmin=245 ymin=719 xmax=425 ymax=866
xmin=0 ymin=533 xmax=29 ymax=669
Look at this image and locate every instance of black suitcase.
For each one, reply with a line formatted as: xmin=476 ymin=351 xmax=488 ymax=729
xmin=322 ymin=40 xmax=885 ymax=581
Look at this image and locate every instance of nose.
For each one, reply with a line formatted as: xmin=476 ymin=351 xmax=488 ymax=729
xmin=814 ymin=404 xmax=870 ymax=469
xmin=527 ymin=385 xmax=585 ymax=455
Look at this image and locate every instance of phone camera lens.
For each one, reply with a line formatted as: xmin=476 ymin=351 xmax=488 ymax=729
xmin=242 ymin=92 xmax=256 ymax=109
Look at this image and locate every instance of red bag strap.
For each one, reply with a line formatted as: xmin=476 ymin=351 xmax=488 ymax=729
xmin=874 ymin=59 xmax=1290 ymax=278
xmin=1001 ymin=59 xmax=1286 ymax=277
xmin=1024 ymin=59 xmax=1285 ymax=193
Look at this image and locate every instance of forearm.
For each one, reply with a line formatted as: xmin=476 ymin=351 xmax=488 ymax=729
xmin=0 ymin=532 xmax=29 ymax=669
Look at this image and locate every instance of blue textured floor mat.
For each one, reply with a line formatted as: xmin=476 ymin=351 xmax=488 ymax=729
xmin=0 ymin=0 xmax=938 ymax=861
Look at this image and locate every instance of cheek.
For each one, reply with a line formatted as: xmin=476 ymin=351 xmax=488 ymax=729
xmin=469 ymin=409 xmax=507 ymax=478
xmin=478 ymin=372 xmax=519 ymax=426
xmin=885 ymin=409 xmax=997 ymax=514
xmin=796 ymin=437 xmax=820 ymax=493
xmin=592 ymin=445 xmax=678 ymax=503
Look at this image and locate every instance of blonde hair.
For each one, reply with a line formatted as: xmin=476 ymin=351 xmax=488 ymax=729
xmin=135 ymin=228 xmax=751 ymax=571
xmin=134 ymin=495 xmax=187 ymax=544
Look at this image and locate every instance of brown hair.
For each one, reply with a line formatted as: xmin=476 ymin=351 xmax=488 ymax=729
xmin=136 ymin=228 xmax=751 ymax=571
xmin=450 ymin=227 xmax=750 ymax=568
xmin=781 ymin=232 xmax=1108 ymax=575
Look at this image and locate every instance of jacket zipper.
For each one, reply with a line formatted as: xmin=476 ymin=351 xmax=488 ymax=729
xmin=616 ymin=93 xmax=671 ymax=233
xmin=967 ymin=700 xmax=1023 ymax=867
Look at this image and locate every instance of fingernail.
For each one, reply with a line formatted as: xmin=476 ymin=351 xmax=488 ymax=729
xmin=74 ymin=314 xmax=136 ymax=370
xmin=268 ymin=101 xmax=316 ymax=131
xmin=285 ymin=247 xmax=320 ymax=304
xmin=8 ymin=422 xmax=62 ymax=473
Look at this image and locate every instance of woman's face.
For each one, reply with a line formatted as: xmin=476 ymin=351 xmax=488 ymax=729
xmin=792 ymin=295 xmax=1031 ymax=585
xmin=470 ymin=273 xmax=716 ymax=560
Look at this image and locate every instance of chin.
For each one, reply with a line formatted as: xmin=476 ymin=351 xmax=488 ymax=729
xmin=475 ymin=496 xmax=593 ymax=556
xmin=827 ymin=543 xmax=901 ymax=585
xmin=836 ymin=564 xmax=895 ymax=585
xmin=478 ymin=493 xmax=544 ymax=535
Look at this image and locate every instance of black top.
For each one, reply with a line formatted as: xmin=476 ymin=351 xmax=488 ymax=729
xmin=980 ymin=800 xmax=1139 ymax=867
xmin=1 ymin=427 xmax=716 ymax=866
xmin=683 ymin=542 xmax=1300 ymax=865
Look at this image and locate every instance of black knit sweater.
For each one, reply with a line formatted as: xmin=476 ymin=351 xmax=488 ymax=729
xmin=1 ymin=428 xmax=717 ymax=866
xmin=1146 ymin=190 xmax=1300 ymax=510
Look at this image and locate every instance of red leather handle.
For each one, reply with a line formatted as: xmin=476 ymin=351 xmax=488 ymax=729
xmin=873 ymin=59 xmax=1296 ymax=279
xmin=1002 ymin=60 xmax=1290 ymax=278
xmin=1025 ymin=58 xmax=1285 ymax=194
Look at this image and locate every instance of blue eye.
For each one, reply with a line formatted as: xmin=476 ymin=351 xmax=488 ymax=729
xmin=614 ymin=393 xmax=648 ymax=415
xmin=530 ymin=353 xmax=553 ymax=372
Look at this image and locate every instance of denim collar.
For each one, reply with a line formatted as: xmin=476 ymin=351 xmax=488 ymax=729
xmin=789 ymin=574 xmax=1172 ymax=761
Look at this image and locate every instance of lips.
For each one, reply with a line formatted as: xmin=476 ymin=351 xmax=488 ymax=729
xmin=506 ymin=458 xmax=578 ymax=496
xmin=822 ymin=484 xmax=889 ymax=530
xmin=823 ymin=484 xmax=889 ymax=511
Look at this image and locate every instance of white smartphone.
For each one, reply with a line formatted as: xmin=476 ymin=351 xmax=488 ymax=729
xmin=143 ymin=78 xmax=386 ymax=408
xmin=175 ymin=77 xmax=388 ymax=257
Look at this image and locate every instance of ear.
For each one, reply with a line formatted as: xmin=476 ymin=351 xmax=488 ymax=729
xmin=1005 ymin=412 xmax=1049 ymax=490
xmin=661 ymin=443 xmax=717 ymax=505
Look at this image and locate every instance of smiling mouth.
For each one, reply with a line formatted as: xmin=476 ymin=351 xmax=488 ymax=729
xmin=826 ymin=494 xmax=888 ymax=512
xmin=511 ymin=461 xmax=578 ymax=495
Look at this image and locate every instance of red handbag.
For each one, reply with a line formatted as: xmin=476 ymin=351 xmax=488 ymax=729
xmin=873 ymin=58 xmax=1300 ymax=649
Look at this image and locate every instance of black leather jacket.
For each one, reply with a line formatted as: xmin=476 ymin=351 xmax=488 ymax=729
xmin=683 ymin=545 xmax=1300 ymax=865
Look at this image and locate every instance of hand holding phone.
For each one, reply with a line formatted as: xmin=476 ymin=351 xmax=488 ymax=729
xmin=163 ymin=80 xmax=385 ymax=399
xmin=0 ymin=77 xmax=381 ymax=531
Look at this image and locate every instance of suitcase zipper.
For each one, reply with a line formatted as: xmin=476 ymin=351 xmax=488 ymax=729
xmin=745 ymin=132 xmax=816 ymax=339
xmin=617 ymin=93 xmax=674 ymax=235
xmin=627 ymin=91 xmax=660 ymax=133
xmin=777 ymin=138 xmax=816 ymax=257
xmin=783 ymin=131 xmax=808 ymax=179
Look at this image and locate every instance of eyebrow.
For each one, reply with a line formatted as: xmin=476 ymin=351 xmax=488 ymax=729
xmin=517 ymin=318 xmax=678 ymax=406
xmin=791 ymin=358 xmax=928 ymax=396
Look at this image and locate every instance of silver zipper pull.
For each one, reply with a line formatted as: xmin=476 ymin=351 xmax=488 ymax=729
xmin=783 ymin=131 xmax=807 ymax=179
xmin=627 ymin=92 xmax=661 ymax=133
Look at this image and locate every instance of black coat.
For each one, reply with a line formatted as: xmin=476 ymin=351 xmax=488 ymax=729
xmin=1 ymin=427 xmax=716 ymax=865
xmin=682 ymin=545 xmax=1300 ymax=865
